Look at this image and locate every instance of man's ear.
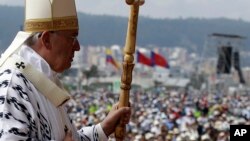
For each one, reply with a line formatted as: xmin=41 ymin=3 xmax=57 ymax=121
xmin=40 ymin=31 xmax=52 ymax=49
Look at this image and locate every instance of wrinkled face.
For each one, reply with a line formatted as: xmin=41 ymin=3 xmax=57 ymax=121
xmin=48 ymin=29 xmax=80 ymax=72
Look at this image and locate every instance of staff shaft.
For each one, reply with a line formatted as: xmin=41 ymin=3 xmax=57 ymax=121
xmin=115 ymin=4 xmax=140 ymax=141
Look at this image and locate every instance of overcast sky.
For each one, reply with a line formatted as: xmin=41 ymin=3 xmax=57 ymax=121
xmin=1 ymin=0 xmax=250 ymax=22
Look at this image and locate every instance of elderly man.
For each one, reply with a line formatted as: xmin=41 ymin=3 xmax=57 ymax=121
xmin=0 ymin=0 xmax=130 ymax=140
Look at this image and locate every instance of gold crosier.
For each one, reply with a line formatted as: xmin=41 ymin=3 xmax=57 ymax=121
xmin=115 ymin=0 xmax=144 ymax=140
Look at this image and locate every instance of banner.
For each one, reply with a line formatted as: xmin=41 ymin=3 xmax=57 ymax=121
xmin=106 ymin=49 xmax=121 ymax=70
xmin=137 ymin=50 xmax=152 ymax=67
xmin=151 ymin=51 xmax=169 ymax=68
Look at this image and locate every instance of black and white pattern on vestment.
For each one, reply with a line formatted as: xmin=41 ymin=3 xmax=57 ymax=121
xmin=77 ymin=125 xmax=102 ymax=141
xmin=16 ymin=73 xmax=33 ymax=91
xmin=93 ymin=125 xmax=99 ymax=141
xmin=0 ymin=68 xmax=51 ymax=140
xmin=0 ymin=67 xmax=107 ymax=141
xmin=0 ymin=45 xmax=108 ymax=140
xmin=36 ymin=102 xmax=52 ymax=140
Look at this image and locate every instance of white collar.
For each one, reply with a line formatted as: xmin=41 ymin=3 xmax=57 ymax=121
xmin=18 ymin=45 xmax=58 ymax=82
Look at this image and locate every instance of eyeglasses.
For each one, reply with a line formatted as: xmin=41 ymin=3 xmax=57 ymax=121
xmin=67 ymin=35 xmax=78 ymax=46
xmin=51 ymin=31 xmax=78 ymax=45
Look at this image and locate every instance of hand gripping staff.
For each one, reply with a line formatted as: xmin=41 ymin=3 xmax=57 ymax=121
xmin=115 ymin=0 xmax=144 ymax=140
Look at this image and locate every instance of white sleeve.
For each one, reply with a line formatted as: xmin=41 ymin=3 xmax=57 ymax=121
xmin=77 ymin=123 xmax=108 ymax=141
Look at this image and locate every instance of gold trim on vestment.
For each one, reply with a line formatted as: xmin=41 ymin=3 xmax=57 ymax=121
xmin=25 ymin=16 xmax=78 ymax=32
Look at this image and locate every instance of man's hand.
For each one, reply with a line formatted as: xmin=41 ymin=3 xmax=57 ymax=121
xmin=63 ymin=131 xmax=74 ymax=141
xmin=100 ymin=103 xmax=131 ymax=136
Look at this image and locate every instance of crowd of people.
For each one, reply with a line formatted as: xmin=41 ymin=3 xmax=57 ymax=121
xmin=66 ymin=88 xmax=250 ymax=141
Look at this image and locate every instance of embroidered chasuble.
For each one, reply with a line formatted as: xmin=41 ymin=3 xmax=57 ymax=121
xmin=0 ymin=46 xmax=108 ymax=141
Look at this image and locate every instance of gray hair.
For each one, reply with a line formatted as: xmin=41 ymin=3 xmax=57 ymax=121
xmin=24 ymin=32 xmax=42 ymax=46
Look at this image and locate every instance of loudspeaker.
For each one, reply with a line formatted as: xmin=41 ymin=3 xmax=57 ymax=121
xmin=217 ymin=46 xmax=232 ymax=74
xmin=233 ymin=51 xmax=245 ymax=84
xmin=233 ymin=51 xmax=240 ymax=70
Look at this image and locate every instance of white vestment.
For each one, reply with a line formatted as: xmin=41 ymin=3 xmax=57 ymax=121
xmin=0 ymin=46 xmax=108 ymax=141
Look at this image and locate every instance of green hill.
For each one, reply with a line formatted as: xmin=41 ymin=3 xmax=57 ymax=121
xmin=1 ymin=5 xmax=250 ymax=54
